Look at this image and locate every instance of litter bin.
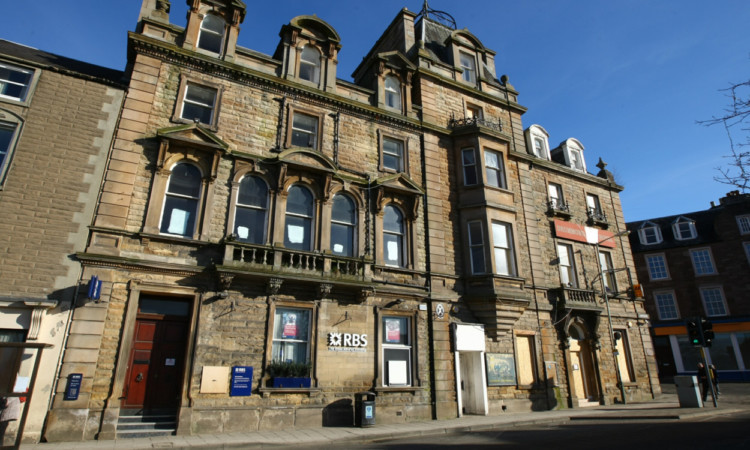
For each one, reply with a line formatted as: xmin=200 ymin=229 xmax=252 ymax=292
xmin=674 ymin=375 xmax=702 ymax=408
xmin=355 ymin=391 xmax=376 ymax=427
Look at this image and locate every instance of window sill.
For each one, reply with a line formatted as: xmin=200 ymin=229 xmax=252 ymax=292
xmin=374 ymin=386 xmax=420 ymax=395
xmin=139 ymin=232 xmax=206 ymax=245
xmin=259 ymin=387 xmax=322 ymax=398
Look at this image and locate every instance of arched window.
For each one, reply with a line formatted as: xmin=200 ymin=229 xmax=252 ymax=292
xmin=234 ymin=176 xmax=268 ymax=244
xmin=160 ymin=162 xmax=202 ymax=237
xmin=330 ymin=194 xmax=356 ymax=257
xmin=384 ymin=75 xmax=401 ymax=110
xmin=383 ymin=204 xmax=405 ymax=267
xmin=284 ymin=185 xmax=314 ymax=251
xmin=299 ymin=45 xmax=321 ymax=83
xmin=198 ymin=15 xmax=226 ymax=54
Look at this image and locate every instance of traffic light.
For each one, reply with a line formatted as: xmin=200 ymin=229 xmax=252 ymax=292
xmin=686 ymin=319 xmax=702 ymax=346
xmin=701 ymin=318 xmax=714 ymax=347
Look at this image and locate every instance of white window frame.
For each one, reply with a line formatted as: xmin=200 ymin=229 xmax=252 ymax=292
xmin=569 ymin=148 xmax=584 ymax=171
xmin=737 ymin=215 xmax=750 ymax=235
xmin=383 ymin=204 xmax=406 ymax=268
xmin=744 ymin=242 xmax=750 ymax=265
xmin=467 ymin=221 xmax=485 ymax=274
xmin=0 ymin=62 xmax=34 ymax=102
xmin=548 ymin=183 xmax=564 ymax=209
xmin=690 ymin=248 xmax=716 ymax=276
xmin=599 ymin=251 xmax=617 ymax=292
xmin=557 ymin=243 xmax=577 ymax=288
xmin=284 ymin=185 xmax=315 ymax=252
xmin=672 ymin=216 xmax=697 ymax=240
xmin=484 ymin=149 xmax=506 ymax=189
xmin=197 ymin=14 xmax=226 ymax=54
xmin=291 ymin=111 xmax=319 ymax=149
xmin=638 ymin=222 xmax=663 ymax=245
xmin=180 ymin=84 xmax=217 ymax=125
xmin=492 ymin=221 xmax=516 ymax=276
xmin=271 ymin=306 xmax=312 ymax=364
xmin=462 ymin=148 xmax=478 ymax=186
xmin=382 ymin=137 xmax=405 ymax=173
xmin=466 ymin=103 xmax=483 ymax=120
xmin=159 ymin=162 xmax=203 ymax=238
xmin=384 ymin=75 xmax=401 ymax=111
xmin=459 ymin=52 xmax=476 ymax=84
xmin=330 ymin=193 xmax=357 ymax=257
xmin=233 ymin=175 xmax=269 ymax=244
xmin=587 ymin=194 xmax=603 ymax=216
xmin=381 ymin=316 xmax=413 ymax=387
xmin=653 ymin=290 xmax=679 ymax=320
xmin=700 ymin=286 xmax=728 ymax=317
xmin=299 ymin=45 xmax=321 ymax=84
xmin=533 ymin=137 xmax=547 ymax=159
xmin=0 ymin=120 xmax=20 ymax=185
xmin=645 ymin=253 xmax=669 ymax=280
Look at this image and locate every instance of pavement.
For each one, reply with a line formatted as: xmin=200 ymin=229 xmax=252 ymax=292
xmin=19 ymin=382 xmax=750 ymax=449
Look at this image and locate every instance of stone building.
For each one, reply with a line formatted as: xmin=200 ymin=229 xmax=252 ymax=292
xmin=627 ymin=191 xmax=750 ymax=382
xmin=41 ymin=0 xmax=658 ymax=442
xmin=0 ymin=40 xmax=124 ymax=444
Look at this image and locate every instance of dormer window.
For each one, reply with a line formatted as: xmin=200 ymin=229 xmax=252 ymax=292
xmin=384 ymin=75 xmax=401 ymax=111
xmin=533 ymin=138 xmax=546 ymax=158
xmin=0 ymin=62 xmax=33 ymax=102
xmin=638 ymin=221 xmax=663 ymax=245
xmin=299 ymin=45 xmax=321 ymax=84
xmin=672 ymin=216 xmax=697 ymax=240
xmin=569 ymin=148 xmax=584 ymax=171
xmin=197 ymin=14 xmax=226 ymax=54
xmin=466 ymin=104 xmax=483 ymax=120
xmin=459 ymin=52 xmax=476 ymax=84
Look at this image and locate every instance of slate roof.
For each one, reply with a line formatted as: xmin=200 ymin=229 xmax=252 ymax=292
xmin=0 ymin=39 xmax=125 ymax=87
xmin=626 ymin=207 xmax=722 ymax=253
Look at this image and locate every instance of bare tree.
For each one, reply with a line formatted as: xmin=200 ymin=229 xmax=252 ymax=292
xmin=699 ymin=79 xmax=750 ymax=192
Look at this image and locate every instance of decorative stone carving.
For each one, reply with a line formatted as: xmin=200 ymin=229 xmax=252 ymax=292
xmin=359 ymin=286 xmax=375 ymax=302
xmin=267 ymin=278 xmax=283 ymax=295
xmin=318 ymin=283 xmax=333 ymax=299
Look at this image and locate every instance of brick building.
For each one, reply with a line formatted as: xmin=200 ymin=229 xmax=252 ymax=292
xmin=40 ymin=0 xmax=658 ymax=442
xmin=0 ymin=40 xmax=124 ymax=444
xmin=627 ymin=191 xmax=750 ymax=382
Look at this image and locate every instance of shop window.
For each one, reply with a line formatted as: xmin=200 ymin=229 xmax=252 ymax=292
xmin=234 ymin=175 xmax=268 ymax=244
xmin=159 ymin=162 xmax=202 ymax=237
xmin=0 ymin=62 xmax=33 ymax=102
xmin=484 ymin=150 xmax=506 ymax=188
xmin=299 ymin=45 xmax=321 ymax=84
xmin=459 ymin=52 xmax=476 ymax=84
xmin=467 ymin=221 xmax=485 ymax=274
xmin=0 ymin=120 xmax=19 ymax=185
xmin=515 ymin=334 xmax=538 ymax=386
xmin=180 ymin=84 xmax=217 ymax=126
xmin=493 ymin=221 xmax=516 ymax=276
xmin=197 ymin=14 xmax=226 ymax=54
xmin=690 ymin=248 xmax=716 ymax=275
xmin=272 ymin=307 xmax=311 ymax=364
xmin=654 ymin=290 xmax=679 ymax=320
xmin=462 ymin=148 xmax=478 ymax=186
xmin=700 ymin=286 xmax=728 ymax=317
xmin=598 ymin=251 xmax=616 ymax=292
xmin=614 ymin=330 xmax=635 ymax=383
xmin=672 ymin=216 xmax=697 ymax=240
xmin=382 ymin=316 xmax=412 ymax=386
xmin=384 ymin=75 xmax=401 ymax=111
xmin=638 ymin=221 xmax=662 ymax=245
xmin=330 ymin=194 xmax=356 ymax=257
xmin=383 ymin=204 xmax=405 ymax=267
xmin=284 ymin=185 xmax=314 ymax=251
xmin=645 ymin=254 xmax=669 ymax=280
xmin=557 ymin=243 xmax=576 ymax=287
xmin=290 ymin=111 xmax=319 ymax=149
xmin=381 ymin=136 xmax=405 ymax=172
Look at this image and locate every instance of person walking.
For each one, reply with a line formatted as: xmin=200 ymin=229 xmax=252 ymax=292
xmin=697 ymin=362 xmax=709 ymax=402
xmin=0 ymin=396 xmax=21 ymax=446
xmin=709 ymin=364 xmax=720 ymax=397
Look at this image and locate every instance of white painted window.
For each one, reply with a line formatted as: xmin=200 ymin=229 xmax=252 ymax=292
xmin=299 ymin=45 xmax=321 ymax=83
xmin=272 ymin=307 xmax=311 ymax=364
xmin=382 ymin=137 xmax=404 ymax=172
xmin=654 ymin=291 xmax=679 ymax=320
xmin=484 ymin=150 xmax=506 ymax=188
xmin=700 ymin=286 xmax=728 ymax=317
xmin=234 ymin=175 xmax=268 ymax=244
xmin=0 ymin=62 xmax=33 ymax=101
xmin=690 ymin=248 xmax=716 ymax=275
xmin=638 ymin=222 xmax=663 ymax=245
xmin=645 ymin=254 xmax=669 ymax=280
xmin=181 ymin=84 xmax=217 ymax=125
xmin=291 ymin=112 xmax=318 ymax=148
xmin=468 ymin=221 xmax=485 ymax=274
xmin=160 ymin=162 xmax=202 ymax=237
xmin=330 ymin=194 xmax=356 ymax=257
xmin=0 ymin=121 xmax=19 ymax=184
xmin=284 ymin=185 xmax=314 ymax=251
xmin=672 ymin=216 xmax=697 ymax=240
xmin=383 ymin=204 xmax=405 ymax=267
xmin=462 ymin=148 xmax=478 ymax=186
xmin=382 ymin=316 xmax=412 ymax=386
xmin=384 ymin=75 xmax=401 ymax=110
xmin=459 ymin=52 xmax=476 ymax=84
xmin=197 ymin=14 xmax=226 ymax=54
xmin=548 ymin=183 xmax=564 ymax=209
xmin=493 ymin=222 xmax=515 ymax=276
xmin=737 ymin=215 xmax=750 ymax=235
xmin=599 ymin=251 xmax=616 ymax=292
xmin=557 ymin=243 xmax=576 ymax=287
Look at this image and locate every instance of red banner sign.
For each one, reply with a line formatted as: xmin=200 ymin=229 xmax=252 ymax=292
xmin=553 ymin=220 xmax=617 ymax=248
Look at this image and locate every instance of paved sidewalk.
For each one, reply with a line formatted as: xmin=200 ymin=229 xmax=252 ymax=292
xmin=20 ymin=383 xmax=750 ymax=449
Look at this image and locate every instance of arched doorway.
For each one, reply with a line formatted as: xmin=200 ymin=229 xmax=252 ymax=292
xmin=568 ymin=322 xmax=598 ymax=406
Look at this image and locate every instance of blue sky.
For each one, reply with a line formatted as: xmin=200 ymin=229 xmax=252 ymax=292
xmin=2 ymin=0 xmax=749 ymax=221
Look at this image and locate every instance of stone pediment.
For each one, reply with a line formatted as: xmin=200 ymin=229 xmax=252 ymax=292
xmin=373 ymin=173 xmax=423 ymax=195
xmin=156 ymin=123 xmax=230 ymax=151
xmin=277 ymin=148 xmax=337 ymax=173
xmin=377 ymin=51 xmax=417 ymax=72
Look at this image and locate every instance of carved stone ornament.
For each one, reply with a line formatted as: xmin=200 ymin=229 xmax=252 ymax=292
xmin=267 ymin=278 xmax=283 ymax=295
xmin=359 ymin=287 xmax=375 ymax=302
xmin=318 ymin=283 xmax=333 ymax=299
xmin=217 ymin=273 xmax=234 ymax=292
xmin=156 ymin=0 xmax=170 ymax=13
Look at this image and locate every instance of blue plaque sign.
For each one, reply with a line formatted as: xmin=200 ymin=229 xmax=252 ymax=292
xmin=64 ymin=373 xmax=83 ymax=400
xmin=230 ymin=366 xmax=253 ymax=397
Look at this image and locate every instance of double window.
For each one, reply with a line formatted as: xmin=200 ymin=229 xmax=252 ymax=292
xmin=299 ymin=46 xmax=321 ymax=84
xmin=382 ymin=316 xmax=412 ymax=386
xmin=384 ymin=75 xmax=401 ymax=111
xmin=284 ymin=185 xmax=315 ymax=251
xmin=690 ymin=248 xmax=716 ymax=275
xmin=459 ymin=52 xmax=476 ymax=84
xmin=382 ymin=137 xmax=405 ymax=172
xmin=272 ymin=307 xmax=311 ymax=364
xmin=197 ymin=15 xmax=226 ymax=54
xmin=700 ymin=287 xmax=728 ymax=317
xmin=645 ymin=254 xmax=669 ymax=280
xmin=383 ymin=205 xmax=406 ymax=267
xmin=654 ymin=290 xmax=679 ymax=320
xmin=0 ymin=62 xmax=33 ymax=102
xmin=160 ymin=163 xmax=203 ymax=237
xmin=181 ymin=84 xmax=218 ymax=125
xmin=234 ymin=176 xmax=269 ymax=244
xmin=557 ymin=243 xmax=577 ymax=287
xmin=484 ymin=150 xmax=506 ymax=189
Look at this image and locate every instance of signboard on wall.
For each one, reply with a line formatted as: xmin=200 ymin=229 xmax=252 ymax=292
xmin=553 ymin=220 xmax=616 ymax=248
xmin=230 ymin=366 xmax=253 ymax=397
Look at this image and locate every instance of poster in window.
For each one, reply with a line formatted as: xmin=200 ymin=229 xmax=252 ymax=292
xmin=387 ymin=241 xmax=399 ymax=262
xmin=282 ymin=312 xmax=298 ymax=338
xmin=385 ymin=318 xmax=401 ymax=343
xmin=485 ymin=353 xmax=516 ymax=386
xmin=237 ymin=226 xmax=249 ymax=239
xmin=287 ymin=225 xmax=305 ymax=244
xmin=168 ymin=209 xmax=189 ymax=234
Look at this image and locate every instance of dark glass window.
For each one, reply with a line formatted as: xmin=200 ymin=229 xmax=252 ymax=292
xmin=284 ymin=185 xmax=314 ymax=251
xmin=383 ymin=205 xmax=405 ymax=267
xmin=160 ymin=163 xmax=202 ymax=237
xmin=330 ymin=194 xmax=356 ymax=257
xmin=234 ymin=176 xmax=268 ymax=244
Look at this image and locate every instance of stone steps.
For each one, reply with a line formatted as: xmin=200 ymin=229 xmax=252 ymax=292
xmin=116 ymin=411 xmax=176 ymax=439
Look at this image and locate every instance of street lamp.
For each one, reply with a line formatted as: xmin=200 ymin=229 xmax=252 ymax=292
xmin=595 ymin=229 xmax=630 ymax=404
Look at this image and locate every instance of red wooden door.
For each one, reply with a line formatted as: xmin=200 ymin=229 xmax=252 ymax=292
xmin=122 ymin=297 xmax=190 ymax=411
